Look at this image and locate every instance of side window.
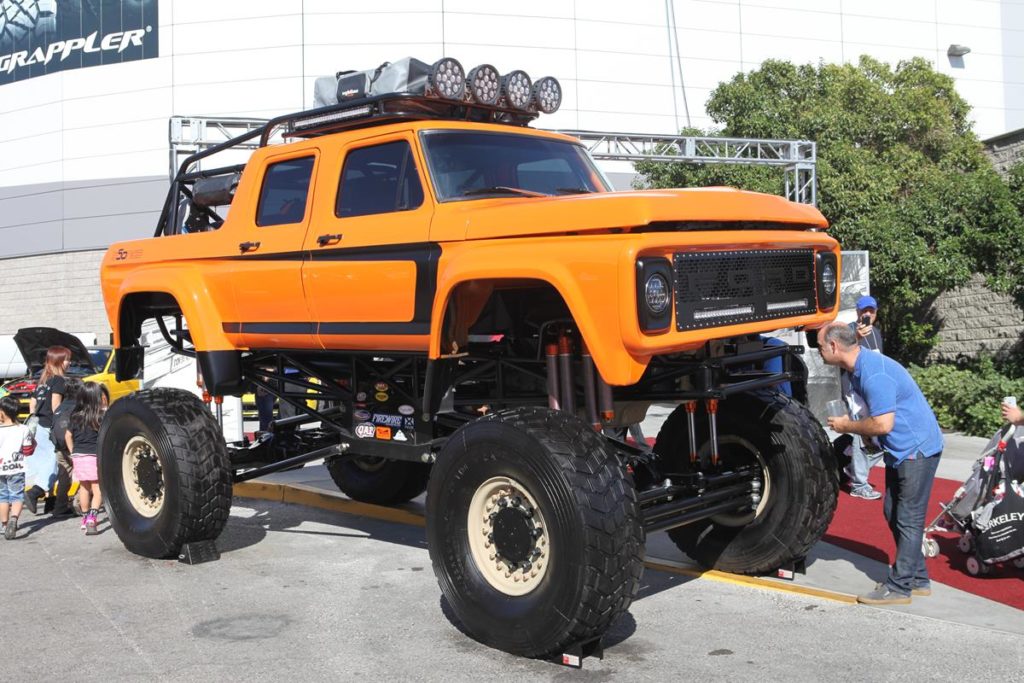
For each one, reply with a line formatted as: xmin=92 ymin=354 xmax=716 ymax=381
xmin=336 ymin=140 xmax=424 ymax=218
xmin=256 ymin=156 xmax=315 ymax=227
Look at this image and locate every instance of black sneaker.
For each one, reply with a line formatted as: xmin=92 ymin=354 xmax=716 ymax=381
xmin=3 ymin=516 xmax=16 ymax=540
xmin=23 ymin=486 xmax=41 ymax=515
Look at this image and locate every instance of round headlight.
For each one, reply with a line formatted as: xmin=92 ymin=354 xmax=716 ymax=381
xmin=821 ymin=262 xmax=837 ymax=297
xmin=429 ymin=57 xmax=466 ymax=100
xmin=468 ymin=64 xmax=500 ymax=105
xmin=501 ymin=70 xmax=533 ymax=110
xmin=645 ymin=274 xmax=671 ymax=315
xmin=531 ymin=76 xmax=562 ymax=114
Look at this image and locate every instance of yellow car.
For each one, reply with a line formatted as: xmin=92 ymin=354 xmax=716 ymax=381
xmin=0 ymin=328 xmax=139 ymax=419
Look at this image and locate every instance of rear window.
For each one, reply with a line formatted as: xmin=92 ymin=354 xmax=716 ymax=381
xmin=256 ymin=156 xmax=315 ymax=226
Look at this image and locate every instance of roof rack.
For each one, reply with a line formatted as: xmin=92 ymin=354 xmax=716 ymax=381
xmin=260 ymin=92 xmax=539 ymax=146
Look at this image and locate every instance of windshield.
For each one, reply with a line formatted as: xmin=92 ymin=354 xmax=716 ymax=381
xmin=420 ymin=131 xmax=610 ymax=202
xmin=89 ymin=348 xmax=112 ymax=372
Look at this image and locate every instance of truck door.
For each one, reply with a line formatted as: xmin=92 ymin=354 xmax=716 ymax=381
xmin=302 ymin=134 xmax=435 ymax=352
xmin=229 ymin=149 xmax=319 ymax=348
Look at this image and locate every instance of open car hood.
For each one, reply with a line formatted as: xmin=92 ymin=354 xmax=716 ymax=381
xmin=13 ymin=327 xmax=95 ymax=375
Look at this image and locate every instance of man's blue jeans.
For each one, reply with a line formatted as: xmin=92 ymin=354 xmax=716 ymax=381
xmin=883 ymin=453 xmax=941 ymax=595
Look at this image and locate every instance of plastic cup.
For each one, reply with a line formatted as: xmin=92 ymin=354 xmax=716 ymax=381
xmin=826 ymin=399 xmax=847 ymax=418
xmin=1003 ymin=396 xmax=1017 ymax=408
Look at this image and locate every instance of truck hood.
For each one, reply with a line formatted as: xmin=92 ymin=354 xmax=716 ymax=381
xmin=448 ymin=188 xmax=828 ymax=240
xmin=13 ymin=327 xmax=96 ymax=374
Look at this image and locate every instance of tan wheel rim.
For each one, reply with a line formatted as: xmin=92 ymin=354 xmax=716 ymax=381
xmin=467 ymin=476 xmax=550 ymax=596
xmin=122 ymin=435 xmax=165 ymax=518
xmin=706 ymin=435 xmax=770 ymax=527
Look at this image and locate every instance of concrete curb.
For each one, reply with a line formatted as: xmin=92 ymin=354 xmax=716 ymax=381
xmin=234 ymin=480 xmax=856 ymax=605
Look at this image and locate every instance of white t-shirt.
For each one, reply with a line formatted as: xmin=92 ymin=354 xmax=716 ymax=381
xmin=0 ymin=423 xmax=29 ymax=476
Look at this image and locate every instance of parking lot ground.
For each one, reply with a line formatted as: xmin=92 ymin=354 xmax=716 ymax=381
xmin=3 ymin=492 xmax=1022 ymax=681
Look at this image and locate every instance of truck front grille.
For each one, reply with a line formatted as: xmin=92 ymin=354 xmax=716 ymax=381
xmin=673 ymin=249 xmax=817 ymax=331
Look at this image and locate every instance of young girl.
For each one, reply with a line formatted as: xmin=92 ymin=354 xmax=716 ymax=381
xmin=65 ymin=382 xmax=105 ymax=535
xmin=0 ymin=396 xmax=30 ymax=540
xmin=25 ymin=345 xmax=70 ymax=514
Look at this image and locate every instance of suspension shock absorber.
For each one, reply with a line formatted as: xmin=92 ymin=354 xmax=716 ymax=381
xmin=580 ymin=340 xmax=600 ymax=431
xmin=705 ymin=398 xmax=720 ymax=467
xmin=545 ymin=343 xmax=560 ymax=411
xmin=213 ymin=394 xmax=224 ymax=427
xmin=684 ymin=400 xmax=699 ymax=465
xmin=196 ymin=363 xmax=211 ymax=405
xmin=557 ymin=334 xmax=576 ymax=415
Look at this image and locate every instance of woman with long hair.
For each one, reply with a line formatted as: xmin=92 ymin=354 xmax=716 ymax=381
xmin=24 ymin=345 xmax=71 ymax=514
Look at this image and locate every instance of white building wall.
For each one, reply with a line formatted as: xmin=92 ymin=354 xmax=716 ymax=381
xmin=0 ymin=0 xmax=1022 ymax=336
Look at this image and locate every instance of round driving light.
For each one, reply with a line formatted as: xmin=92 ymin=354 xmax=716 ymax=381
xmin=501 ymin=70 xmax=533 ymax=110
xmin=645 ymin=274 xmax=671 ymax=315
xmin=468 ymin=64 xmax=500 ymax=105
xmin=821 ymin=262 xmax=837 ymax=296
xmin=531 ymin=76 xmax=562 ymax=114
xmin=429 ymin=57 xmax=466 ymax=100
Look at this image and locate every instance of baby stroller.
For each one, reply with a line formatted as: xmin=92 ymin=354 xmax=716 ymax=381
xmin=922 ymin=424 xmax=1024 ymax=575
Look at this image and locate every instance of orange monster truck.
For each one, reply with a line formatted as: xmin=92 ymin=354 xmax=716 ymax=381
xmin=99 ymin=58 xmax=840 ymax=659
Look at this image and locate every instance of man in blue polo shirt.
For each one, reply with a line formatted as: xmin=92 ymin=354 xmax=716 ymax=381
xmin=818 ymin=322 xmax=944 ymax=605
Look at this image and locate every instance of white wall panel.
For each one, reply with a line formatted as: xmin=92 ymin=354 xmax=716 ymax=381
xmin=842 ymin=44 xmax=941 ymax=67
xmin=675 ymin=55 xmax=744 ymax=89
xmin=0 ymin=133 xmax=61 ymax=173
xmin=0 ymin=101 xmax=61 ymax=144
xmin=62 ymin=89 xmax=169 ymax=129
xmin=306 ymin=0 xmax=441 ymax=14
xmin=304 ymin=11 xmax=442 ymax=47
xmin=444 ymin=12 xmax=576 ymax=50
xmin=741 ymin=0 xmax=840 ymax=12
xmin=575 ymin=2 xmax=667 ymax=26
xmin=741 ymin=34 xmax=844 ymax=67
xmin=936 ymin=0 xmax=1003 ymax=29
xmin=672 ymin=0 xmax=741 ymax=33
xmin=62 ymin=118 xmax=166 ymax=161
xmin=0 ymin=189 xmax=62 ymax=228
xmin=0 ymin=221 xmax=64 ymax=255
xmin=0 ymin=163 xmax=60 ymax=187
xmin=172 ymin=14 xmax=303 ymax=56
xmin=442 ymin=0 xmax=573 ymax=18
xmin=741 ymin=6 xmax=842 ymax=43
xmin=575 ymin=19 xmax=666 ymax=56
xmin=0 ymin=71 xmax=63 ymax=112
xmin=842 ymin=0 xmax=936 ymax=23
xmin=575 ymin=49 xmax=670 ymax=84
xmin=63 ymin=149 xmax=166 ymax=183
xmin=170 ymin=0 xmax=302 ymax=25
xmin=173 ymin=46 xmax=302 ymax=87
xmin=841 ymin=14 xmax=937 ymax=52
xmin=674 ymin=27 xmax=742 ymax=64
xmin=172 ymin=76 xmax=304 ymax=119
xmin=577 ymin=81 xmax=679 ymax=119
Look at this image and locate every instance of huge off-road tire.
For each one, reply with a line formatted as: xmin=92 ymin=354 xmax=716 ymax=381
xmin=324 ymin=455 xmax=430 ymax=505
xmin=654 ymin=391 xmax=837 ymax=574
xmin=99 ymin=388 xmax=232 ymax=559
xmin=427 ymin=407 xmax=644 ymax=658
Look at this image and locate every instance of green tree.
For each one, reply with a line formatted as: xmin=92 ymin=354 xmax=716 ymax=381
xmin=636 ymin=57 xmax=1024 ymax=363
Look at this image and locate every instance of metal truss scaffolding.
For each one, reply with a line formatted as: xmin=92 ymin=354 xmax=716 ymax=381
xmin=168 ymin=117 xmax=817 ymax=205
xmin=558 ymin=130 xmax=817 ymax=205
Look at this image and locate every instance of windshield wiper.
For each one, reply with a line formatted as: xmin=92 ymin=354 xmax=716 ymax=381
xmin=461 ymin=186 xmax=547 ymax=198
xmin=554 ymin=187 xmax=594 ymax=195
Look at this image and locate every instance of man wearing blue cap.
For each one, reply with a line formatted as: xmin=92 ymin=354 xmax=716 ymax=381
xmin=841 ymin=294 xmax=885 ymax=499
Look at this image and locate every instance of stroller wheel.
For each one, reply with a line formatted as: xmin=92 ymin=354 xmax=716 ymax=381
xmin=965 ymin=556 xmax=982 ymax=576
xmin=923 ymin=538 xmax=940 ymax=559
xmin=957 ymin=534 xmax=973 ymax=554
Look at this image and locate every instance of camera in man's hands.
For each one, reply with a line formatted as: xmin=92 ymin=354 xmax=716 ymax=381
xmin=861 ymin=314 xmax=870 ymax=326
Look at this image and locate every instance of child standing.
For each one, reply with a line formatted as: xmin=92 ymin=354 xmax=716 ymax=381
xmin=65 ymin=382 xmax=105 ymax=536
xmin=0 ymin=395 xmax=31 ymax=540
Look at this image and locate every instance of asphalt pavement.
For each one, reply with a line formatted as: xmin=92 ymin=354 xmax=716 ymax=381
xmin=3 ymin=488 xmax=1022 ymax=681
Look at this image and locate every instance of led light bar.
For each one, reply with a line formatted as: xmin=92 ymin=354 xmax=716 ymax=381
xmin=766 ymin=299 xmax=809 ymax=312
xmin=293 ymin=105 xmax=373 ymax=129
xmin=693 ymin=305 xmax=755 ymax=321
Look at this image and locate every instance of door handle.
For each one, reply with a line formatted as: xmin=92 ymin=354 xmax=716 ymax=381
xmin=316 ymin=233 xmax=343 ymax=247
xmin=239 ymin=241 xmax=261 ymax=253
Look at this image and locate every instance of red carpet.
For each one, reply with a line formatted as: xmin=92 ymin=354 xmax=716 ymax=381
xmin=824 ymin=469 xmax=1024 ymax=610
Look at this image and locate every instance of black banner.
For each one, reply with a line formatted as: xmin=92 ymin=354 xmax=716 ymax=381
xmin=0 ymin=0 xmax=158 ymax=85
